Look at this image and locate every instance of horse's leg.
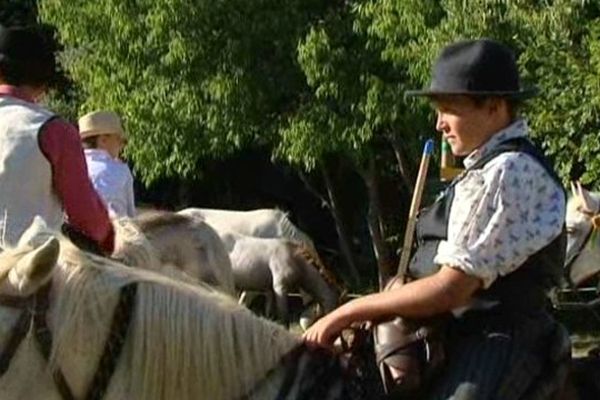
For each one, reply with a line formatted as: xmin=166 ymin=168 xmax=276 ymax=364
xmin=238 ymin=290 xmax=249 ymax=305
xmin=273 ymin=281 xmax=290 ymax=327
xmin=240 ymin=291 xmax=272 ymax=318
xmin=264 ymin=290 xmax=276 ymax=319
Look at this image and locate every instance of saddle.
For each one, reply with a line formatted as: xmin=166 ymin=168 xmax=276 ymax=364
xmin=373 ymin=277 xmax=448 ymax=397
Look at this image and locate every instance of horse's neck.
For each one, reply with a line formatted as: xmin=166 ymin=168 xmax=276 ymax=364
xmin=277 ymin=218 xmax=314 ymax=249
xmin=293 ymin=250 xmax=338 ymax=312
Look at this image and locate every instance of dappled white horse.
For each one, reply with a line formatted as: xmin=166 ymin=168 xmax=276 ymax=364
xmin=0 ymin=219 xmax=374 ymax=399
xmin=565 ymin=182 xmax=600 ymax=288
xmin=216 ymin=230 xmax=342 ymax=325
xmin=113 ymin=211 xmax=235 ymax=295
xmin=178 ymin=208 xmax=315 ymax=249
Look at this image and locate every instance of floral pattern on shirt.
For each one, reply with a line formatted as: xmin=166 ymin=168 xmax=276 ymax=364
xmin=434 ymin=119 xmax=565 ymax=288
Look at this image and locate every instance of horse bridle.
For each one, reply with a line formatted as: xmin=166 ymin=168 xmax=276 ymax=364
xmin=0 ymin=281 xmax=138 ymax=400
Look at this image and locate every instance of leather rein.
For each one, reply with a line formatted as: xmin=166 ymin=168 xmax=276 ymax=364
xmin=0 ymin=281 xmax=137 ymax=400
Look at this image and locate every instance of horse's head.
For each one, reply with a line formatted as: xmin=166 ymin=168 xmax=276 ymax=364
xmin=565 ymin=182 xmax=600 ymax=286
xmin=0 ymin=217 xmax=59 ymax=298
xmin=295 ymin=244 xmax=347 ymax=328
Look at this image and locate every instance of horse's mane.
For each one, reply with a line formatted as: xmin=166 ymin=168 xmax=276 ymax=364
xmin=112 ymin=218 xmax=161 ymax=271
xmin=0 ymin=234 xmax=300 ymax=399
xmin=133 ymin=211 xmax=191 ymax=232
xmin=568 ymin=189 xmax=600 ymax=215
xmin=276 ymin=212 xmax=315 ymax=249
xmin=292 ymin=243 xmax=346 ymax=297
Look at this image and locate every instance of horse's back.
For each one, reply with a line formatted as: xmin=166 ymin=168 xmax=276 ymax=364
xmin=179 ymin=208 xmax=286 ymax=237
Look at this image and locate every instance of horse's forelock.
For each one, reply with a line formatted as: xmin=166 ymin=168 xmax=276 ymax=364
xmin=568 ymin=192 xmax=600 ymax=217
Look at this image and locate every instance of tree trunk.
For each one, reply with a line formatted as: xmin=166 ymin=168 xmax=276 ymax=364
xmin=320 ymin=163 xmax=361 ymax=286
xmin=359 ymin=156 xmax=395 ymax=288
xmin=389 ymin=136 xmax=415 ymax=193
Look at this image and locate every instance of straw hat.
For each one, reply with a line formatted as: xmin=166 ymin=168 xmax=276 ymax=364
xmin=78 ymin=110 xmax=126 ymax=139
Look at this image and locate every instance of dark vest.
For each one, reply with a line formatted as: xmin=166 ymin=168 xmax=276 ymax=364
xmin=408 ymin=138 xmax=566 ymax=313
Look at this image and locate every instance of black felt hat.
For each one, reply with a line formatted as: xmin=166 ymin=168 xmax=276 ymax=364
xmin=0 ymin=25 xmax=57 ymax=86
xmin=406 ymin=39 xmax=537 ymax=99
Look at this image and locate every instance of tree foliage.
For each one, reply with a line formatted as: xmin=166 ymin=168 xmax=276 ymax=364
xmin=40 ymin=0 xmax=327 ymax=183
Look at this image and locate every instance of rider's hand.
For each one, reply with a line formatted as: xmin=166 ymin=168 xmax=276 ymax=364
xmin=302 ymin=311 xmax=348 ymax=350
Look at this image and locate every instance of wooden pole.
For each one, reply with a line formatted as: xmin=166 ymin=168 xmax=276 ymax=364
xmin=396 ymin=139 xmax=434 ymax=280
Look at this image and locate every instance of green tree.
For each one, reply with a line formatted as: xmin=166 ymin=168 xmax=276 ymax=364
xmin=278 ymin=1 xmax=440 ymax=284
xmin=40 ymin=0 xmax=327 ymax=183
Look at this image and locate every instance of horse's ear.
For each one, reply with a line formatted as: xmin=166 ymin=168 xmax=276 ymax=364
xmin=9 ymin=237 xmax=58 ymax=295
xmin=576 ymin=181 xmax=597 ymax=212
xmin=17 ymin=216 xmax=55 ymax=249
xmin=570 ymin=181 xmax=578 ymax=199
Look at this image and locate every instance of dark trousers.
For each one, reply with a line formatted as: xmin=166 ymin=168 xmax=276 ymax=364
xmin=424 ymin=311 xmax=564 ymax=400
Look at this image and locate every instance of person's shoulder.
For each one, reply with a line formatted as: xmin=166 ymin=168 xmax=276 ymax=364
xmin=483 ymin=151 xmax=547 ymax=176
xmin=43 ymin=116 xmax=79 ymax=139
xmin=107 ymin=157 xmax=133 ymax=177
xmin=484 ymin=151 xmax=563 ymax=196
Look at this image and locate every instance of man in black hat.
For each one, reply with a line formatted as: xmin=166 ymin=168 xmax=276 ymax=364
xmin=305 ymin=39 xmax=567 ymax=399
xmin=0 ymin=25 xmax=114 ymax=254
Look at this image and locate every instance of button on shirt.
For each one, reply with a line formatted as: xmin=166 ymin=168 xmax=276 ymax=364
xmin=434 ymin=119 xmax=565 ymax=289
xmin=85 ymin=149 xmax=136 ymax=218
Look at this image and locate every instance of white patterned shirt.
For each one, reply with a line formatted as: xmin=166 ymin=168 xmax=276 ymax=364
xmin=85 ymin=149 xmax=136 ymax=219
xmin=434 ymin=119 xmax=565 ymax=289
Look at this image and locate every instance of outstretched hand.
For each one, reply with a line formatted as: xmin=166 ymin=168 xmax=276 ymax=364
xmin=302 ymin=311 xmax=347 ymax=350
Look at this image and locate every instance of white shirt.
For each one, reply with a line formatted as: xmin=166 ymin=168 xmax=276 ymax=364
xmin=85 ymin=149 xmax=136 ymax=218
xmin=434 ymin=119 xmax=565 ymax=289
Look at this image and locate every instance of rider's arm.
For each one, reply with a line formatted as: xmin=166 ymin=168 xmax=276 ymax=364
xmin=39 ymin=118 xmax=115 ymax=254
xmin=303 ymin=266 xmax=481 ymax=347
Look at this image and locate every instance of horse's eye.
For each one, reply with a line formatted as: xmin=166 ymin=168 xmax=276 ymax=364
xmin=566 ymin=227 xmax=576 ymax=234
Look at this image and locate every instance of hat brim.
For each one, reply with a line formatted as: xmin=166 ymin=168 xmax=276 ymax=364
xmin=80 ymin=130 xmax=126 ymax=139
xmin=405 ymin=86 xmax=539 ymax=100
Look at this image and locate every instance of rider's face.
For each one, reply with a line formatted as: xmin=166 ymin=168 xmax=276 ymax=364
xmin=98 ymin=134 xmax=126 ymax=159
xmin=433 ymin=96 xmax=501 ymax=156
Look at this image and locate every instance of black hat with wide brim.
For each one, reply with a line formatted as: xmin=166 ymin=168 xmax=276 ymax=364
xmin=406 ymin=39 xmax=537 ymax=100
xmin=0 ymin=25 xmax=57 ymax=86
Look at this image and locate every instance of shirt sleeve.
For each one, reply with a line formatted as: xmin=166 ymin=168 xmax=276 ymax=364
xmin=38 ymin=118 xmax=115 ymax=254
xmin=434 ymin=152 xmax=565 ymax=288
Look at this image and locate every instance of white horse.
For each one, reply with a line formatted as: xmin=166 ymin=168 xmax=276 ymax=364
xmin=178 ymin=208 xmax=315 ymax=249
xmin=113 ymin=211 xmax=235 ymax=295
xmin=565 ymin=182 xmax=600 ymax=288
xmin=0 ymin=218 xmax=373 ymax=400
xmin=216 ymin=230 xmax=342 ymax=325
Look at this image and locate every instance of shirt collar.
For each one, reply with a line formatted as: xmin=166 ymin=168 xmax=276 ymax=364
xmin=463 ymin=119 xmax=529 ymax=169
xmin=0 ymin=84 xmax=35 ymax=103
